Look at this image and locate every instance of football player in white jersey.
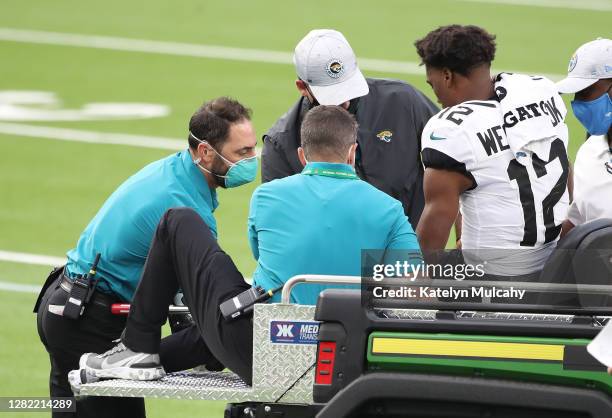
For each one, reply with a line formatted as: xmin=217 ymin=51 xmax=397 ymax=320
xmin=414 ymin=25 xmax=570 ymax=278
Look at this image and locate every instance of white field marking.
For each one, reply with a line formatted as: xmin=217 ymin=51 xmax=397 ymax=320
xmin=0 ymin=122 xmax=184 ymax=150
xmin=458 ymin=0 xmax=612 ymax=12
xmin=0 ymin=250 xmax=66 ymax=266
xmin=0 ymin=279 xmax=254 ymax=294
xmin=0 ymin=281 xmax=40 ymax=293
xmin=0 ymin=122 xmax=264 ymax=155
xmin=0 ymin=91 xmax=170 ymax=122
xmin=0 ymin=28 xmax=565 ymax=80
xmin=1 ymin=281 xmax=40 ymax=293
xmin=0 ymin=250 xmax=252 ymax=280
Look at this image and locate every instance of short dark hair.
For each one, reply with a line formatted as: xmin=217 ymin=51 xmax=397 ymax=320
xmin=188 ymin=97 xmax=252 ymax=150
xmin=300 ymin=106 xmax=358 ymax=160
xmin=415 ymin=25 xmax=496 ymax=75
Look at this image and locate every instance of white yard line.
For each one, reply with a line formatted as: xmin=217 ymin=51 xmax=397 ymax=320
xmin=0 ymin=122 xmax=185 ymax=150
xmin=0 ymin=250 xmax=65 ymax=266
xmin=0 ymin=122 xmax=269 ymax=155
xmin=459 ymin=0 xmax=612 ymax=11
xmin=0 ymin=28 xmax=565 ymax=80
xmin=0 ymin=281 xmax=40 ymax=294
xmin=0 ymin=249 xmax=253 ymax=283
xmin=0 ymin=122 xmax=264 ymax=154
xmin=0 ymin=278 xmax=254 ymax=294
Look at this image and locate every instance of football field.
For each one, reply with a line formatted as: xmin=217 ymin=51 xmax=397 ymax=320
xmin=0 ymin=0 xmax=609 ymax=416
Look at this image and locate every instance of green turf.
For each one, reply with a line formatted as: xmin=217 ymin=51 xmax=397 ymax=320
xmin=0 ymin=0 xmax=604 ymax=416
xmin=0 ymin=262 xmax=53 ymax=285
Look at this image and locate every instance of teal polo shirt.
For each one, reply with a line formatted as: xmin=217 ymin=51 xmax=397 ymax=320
xmin=248 ymin=162 xmax=422 ymax=305
xmin=65 ymin=149 xmax=218 ymax=302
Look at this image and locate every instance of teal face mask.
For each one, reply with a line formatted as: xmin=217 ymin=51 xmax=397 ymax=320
xmin=215 ymin=153 xmax=258 ymax=188
xmin=571 ymin=89 xmax=612 ymax=136
xmin=190 ymin=131 xmax=258 ymax=188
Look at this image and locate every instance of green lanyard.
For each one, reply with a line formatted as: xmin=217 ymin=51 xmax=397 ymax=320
xmin=302 ymin=167 xmax=359 ymax=180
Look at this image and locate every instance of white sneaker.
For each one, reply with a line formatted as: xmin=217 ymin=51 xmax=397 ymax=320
xmin=79 ymin=342 xmax=166 ymax=381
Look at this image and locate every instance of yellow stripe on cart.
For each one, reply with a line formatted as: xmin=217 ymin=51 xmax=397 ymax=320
xmin=371 ymin=337 xmax=564 ymax=361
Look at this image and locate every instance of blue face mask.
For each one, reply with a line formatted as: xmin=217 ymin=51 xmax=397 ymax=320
xmin=571 ymin=90 xmax=612 ymax=136
xmin=190 ymin=132 xmax=258 ymax=188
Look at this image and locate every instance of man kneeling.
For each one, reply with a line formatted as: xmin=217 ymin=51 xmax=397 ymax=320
xmin=80 ymin=106 xmax=421 ymax=385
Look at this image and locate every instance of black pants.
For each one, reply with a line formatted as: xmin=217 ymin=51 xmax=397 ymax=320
xmin=123 ymin=208 xmax=254 ymax=384
xmin=36 ymin=246 xmax=221 ymax=418
xmin=36 ymin=276 xmax=146 ymax=418
xmin=159 ymin=324 xmax=225 ymax=373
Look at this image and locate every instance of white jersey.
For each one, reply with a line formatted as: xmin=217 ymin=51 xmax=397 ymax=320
xmin=567 ymin=134 xmax=612 ymax=226
xmin=421 ymin=99 xmax=570 ymax=275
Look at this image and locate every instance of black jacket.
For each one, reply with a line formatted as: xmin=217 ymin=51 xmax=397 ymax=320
xmin=261 ymin=77 xmax=439 ymax=229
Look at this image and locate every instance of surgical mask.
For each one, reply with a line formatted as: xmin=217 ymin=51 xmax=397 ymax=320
xmin=571 ymin=91 xmax=612 ymax=136
xmin=190 ymin=131 xmax=258 ymax=188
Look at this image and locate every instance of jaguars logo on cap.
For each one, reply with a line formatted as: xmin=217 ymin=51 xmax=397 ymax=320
xmin=376 ymin=130 xmax=393 ymax=143
xmin=568 ymin=53 xmax=578 ymax=73
xmin=326 ymin=59 xmax=344 ymax=78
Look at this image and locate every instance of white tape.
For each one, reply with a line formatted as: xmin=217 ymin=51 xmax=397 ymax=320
xmin=48 ymin=304 xmax=65 ymax=316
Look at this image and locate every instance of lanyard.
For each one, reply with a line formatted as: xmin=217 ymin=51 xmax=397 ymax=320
xmin=302 ymin=167 xmax=359 ymax=180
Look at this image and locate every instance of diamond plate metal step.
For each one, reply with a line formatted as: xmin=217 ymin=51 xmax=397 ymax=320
xmin=77 ymin=304 xmax=318 ymax=403
xmin=80 ymin=371 xmax=253 ymax=401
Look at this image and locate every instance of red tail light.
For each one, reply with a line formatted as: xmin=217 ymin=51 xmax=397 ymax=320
xmin=111 ymin=303 xmax=130 ymax=315
xmin=315 ymin=341 xmax=337 ymax=385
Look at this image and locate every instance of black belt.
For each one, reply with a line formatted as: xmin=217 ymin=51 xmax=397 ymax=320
xmin=59 ymin=274 xmax=119 ymax=308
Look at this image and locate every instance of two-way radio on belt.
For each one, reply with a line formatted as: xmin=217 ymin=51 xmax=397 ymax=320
xmin=63 ymin=253 xmax=101 ymax=320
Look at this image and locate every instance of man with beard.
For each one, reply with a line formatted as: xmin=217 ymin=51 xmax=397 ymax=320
xmin=79 ymin=105 xmax=422 ymax=387
xmin=35 ymin=97 xmax=257 ymax=417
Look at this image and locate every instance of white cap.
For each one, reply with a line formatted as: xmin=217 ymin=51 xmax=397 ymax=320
xmin=557 ymin=38 xmax=612 ymax=94
xmin=293 ymin=29 xmax=369 ymax=105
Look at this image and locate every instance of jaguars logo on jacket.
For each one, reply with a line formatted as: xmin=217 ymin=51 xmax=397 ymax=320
xmin=376 ymin=130 xmax=393 ymax=143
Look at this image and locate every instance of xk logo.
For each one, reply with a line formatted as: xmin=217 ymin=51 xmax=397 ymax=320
xmin=271 ymin=320 xmax=319 ymax=345
xmin=276 ymin=324 xmax=294 ymax=338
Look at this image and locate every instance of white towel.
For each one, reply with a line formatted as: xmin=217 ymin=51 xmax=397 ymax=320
xmin=494 ymin=73 xmax=568 ymax=165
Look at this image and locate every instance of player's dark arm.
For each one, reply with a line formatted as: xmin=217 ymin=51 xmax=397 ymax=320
xmin=561 ymin=219 xmax=575 ymax=238
xmin=261 ymin=135 xmax=294 ymax=183
xmin=416 ymin=168 xmax=472 ymax=259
